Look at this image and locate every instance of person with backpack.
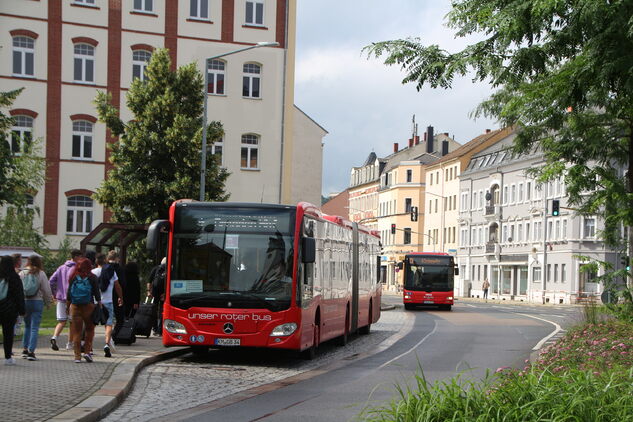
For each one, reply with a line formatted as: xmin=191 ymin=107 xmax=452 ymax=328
xmin=49 ymin=249 xmax=83 ymax=351
xmin=106 ymin=251 xmax=126 ymax=337
xmin=147 ymin=258 xmax=166 ymax=336
xmin=0 ymin=255 xmax=25 ymax=365
xmin=66 ymin=258 xmax=101 ymax=363
xmin=19 ymin=255 xmax=53 ymax=361
xmin=92 ymin=253 xmax=122 ymax=358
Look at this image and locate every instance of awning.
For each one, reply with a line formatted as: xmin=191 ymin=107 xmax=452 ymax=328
xmin=80 ymin=223 xmax=149 ymax=264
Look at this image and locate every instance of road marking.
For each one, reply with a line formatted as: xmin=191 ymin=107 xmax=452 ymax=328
xmin=465 ymin=304 xmax=476 ymax=308
xmin=515 ymin=312 xmax=563 ymax=351
xmin=378 ymin=320 xmax=438 ymax=369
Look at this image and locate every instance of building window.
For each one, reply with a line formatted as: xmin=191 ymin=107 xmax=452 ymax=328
xmin=561 ymin=264 xmax=566 ymax=282
xmin=207 ymin=59 xmax=225 ymax=95
xmin=511 ymin=184 xmax=516 ymax=203
xmin=406 ymin=169 xmax=412 ymax=182
xmin=554 ymin=264 xmax=558 ymax=282
xmin=133 ymin=0 xmax=153 ymax=12
xmin=72 ymin=121 xmax=93 ymax=159
xmin=132 ymin=50 xmax=152 ymax=81
xmin=518 ymin=183 xmax=524 ymax=202
xmin=211 ymin=136 xmax=223 ymax=166
xmin=242 ymin=63 xmax=261 ymax=98
xmin=583 ymin=217 xmax=596 ymax=238
xmin=241 ymin=134 xmax=259 ymax=169
xmin=74 ymin=44 xmax=95 ymax=83
xmin=74 ymin=0 xmax=96 ymax=4
xmin=245 ymin=0 xmax=264 ymax=25
xmin=190 ymin=0 xmax=209 ymax=19
xmin=533 ymin=267 xmax=541 ymax=282
xmin=405 ymin=198 xmax=412 ymax=213
xmin=526 ymin=182 xmax=531 ymax=200
xmin=10 ymin=115 xmax=33 ymax=155
xmin=66 ymin=195 xmax=93 ymax=234
xmin=404 ymin=228 xmax=411 ymax=245
xmin=562 ymin=219 xmax=567 ymax=239
xmin=12 ymin=36 xmax=35 ymax=77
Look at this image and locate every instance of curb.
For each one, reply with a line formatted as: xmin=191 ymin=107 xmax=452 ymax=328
xmin=49 ymin=347 xmax=189 ymax=422
xmin=380 ymin=304 xmax=396 ymax=311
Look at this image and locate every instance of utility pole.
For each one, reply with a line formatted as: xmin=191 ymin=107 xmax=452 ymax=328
xmin=542 ymin=183 xmax=548 ymax=304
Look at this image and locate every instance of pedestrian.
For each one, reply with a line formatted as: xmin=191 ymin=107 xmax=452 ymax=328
xmin=84 ymin=250 xmax=97 ymax=268
xmin=123 ymin=261 xmax=141 ymax=318
xmin=19 ymin=255 xmax=53 ymax=361
xmin=0 ymin=255 xmax=25 ymax=365
xmin=67 ymin=258 xmax=101 ymax=363
xmin=92 ymin=253 xmax=122 ymax=358
xmin=106 ymin=251 xmax=126 ymax=337
xmin=11 ymin=253 xmax=22 ymax=272
xmin=482 ymin=278 xmax=490 ymax=301
xmin=49 ymin=249 xmax=83 ymax=351
xmin=147 ymin=258 xmax=166 ymax=336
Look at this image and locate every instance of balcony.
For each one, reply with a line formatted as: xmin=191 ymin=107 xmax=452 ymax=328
xmin=485 ymin=242 xmax=501 ymax=257
xmin=484 ymin=205 xmax=501 ymax=220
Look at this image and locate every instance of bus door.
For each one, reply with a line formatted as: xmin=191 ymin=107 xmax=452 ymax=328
xmin=301 ymin=218 xmax=316 ymax=308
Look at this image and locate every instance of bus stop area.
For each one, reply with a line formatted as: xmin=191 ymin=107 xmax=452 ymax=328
xmin=0 ymin=328 xmax=186 ymax=422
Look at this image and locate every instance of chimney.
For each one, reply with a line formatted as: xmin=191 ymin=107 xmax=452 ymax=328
xmin=408 ymin=138 xmax=413 ymax=148
xmin=414 ymin=135 xmax=420 ymax=145
xmin=485 ymin=129 xmax=491 ymax=133
xmin=393 ymin=142 xmax=399 ymax=153
xmin=442 ymin=140 xmax=449 ymax=156
xmin=426 ymin=126 xmax=434 ymax=153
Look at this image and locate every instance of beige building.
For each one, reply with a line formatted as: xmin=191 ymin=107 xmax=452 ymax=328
xmin=348 ymin=152 xmax=381 ymax=230
xmin=423 ymin=127 xmax=513 ymax=296
xmin=1 ymin=0 xmax=324 ymax=248
xmin=377 ymin=126 xmax=460 ymax=290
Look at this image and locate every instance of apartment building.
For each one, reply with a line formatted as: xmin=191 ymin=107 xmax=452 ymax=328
xmin=457 ymin=130 xmax=618 ymax=304
xmin=1 ymin=0 xmax=324 ymax=247
xmin=348 ymin=152 xmax=381 ymax=230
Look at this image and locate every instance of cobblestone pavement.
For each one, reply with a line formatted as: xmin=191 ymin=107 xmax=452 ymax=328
xmin=104 ymin=309 xmax=407 ymax=422
xmin=0 ymin=328 xmax=168 ymax=422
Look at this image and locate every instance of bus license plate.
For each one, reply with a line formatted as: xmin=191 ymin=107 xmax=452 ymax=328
xmin=423 ymin=300 xmax=434 ymax=304
xmin=215 ymin=338 xmax=240 ymax=346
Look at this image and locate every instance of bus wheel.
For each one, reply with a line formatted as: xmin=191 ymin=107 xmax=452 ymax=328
xmin=358 ymin=303 xmax=372 ymax=335
xmin=338 ymin=306 xmax=350 ymax=346
xmin=302 ymin=321 xmax=320 ymax=360
xmin=404 ymin=303 xmax=414 ymax=311
xmin=191 ymin=346 xmax=209 ymax=356
xmin=443 ymin=305 xmax=452 ymax=311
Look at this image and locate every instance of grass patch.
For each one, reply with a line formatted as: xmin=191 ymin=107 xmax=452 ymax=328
xmin=361 ymin=318 xmax=633 ymax=421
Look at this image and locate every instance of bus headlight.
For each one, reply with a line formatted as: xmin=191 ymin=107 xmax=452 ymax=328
xmin=164 ymin=319 xmax=187 ymax=334
xmin=404 ymin=294 xmax=412 ymax=299
xmin=270 ymin=323 xmax=297 ymax=337
xmin=447 ymin=297 xmax=453 ymax=300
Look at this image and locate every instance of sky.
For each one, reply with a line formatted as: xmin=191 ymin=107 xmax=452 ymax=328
xmin=294 ymin=1 xmax=497 ymax=196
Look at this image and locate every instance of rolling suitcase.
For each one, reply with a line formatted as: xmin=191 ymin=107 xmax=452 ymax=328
xmin=113 ymin=318 xmax=136 ymax=345
xmin=134 ymin=297 xmax=156 ymax=338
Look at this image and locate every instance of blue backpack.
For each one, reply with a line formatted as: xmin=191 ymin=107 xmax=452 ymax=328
xmin=70 ymin=276 xmax=92 ymax=305
xmin=23 ymin=273 xmax=40 ymax=297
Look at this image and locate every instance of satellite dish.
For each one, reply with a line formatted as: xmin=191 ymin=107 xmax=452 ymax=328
xmin=601 ymin=290 xmax=618 ymax=305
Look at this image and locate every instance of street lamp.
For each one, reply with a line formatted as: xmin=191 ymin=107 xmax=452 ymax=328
xmin=199 ymin=41 xmax=279 ymax=201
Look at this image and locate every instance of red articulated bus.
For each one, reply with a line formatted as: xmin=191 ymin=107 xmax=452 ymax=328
xmin=402 ymin=252 xmax=458 ymax=311
xmin=146 ymin=201 xmax=382 ymax=358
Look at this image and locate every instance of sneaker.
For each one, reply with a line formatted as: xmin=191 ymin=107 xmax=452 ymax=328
xmin=21 ymin=348 xmax=29 ymax=358
xmin=50 ymin=338 xmax=59 ymax=351
xmin=83 ymin=353 xmax=93 ymax=363
xmin=4 ymin=358 xmax=16 ymax=366
xmin=107 ymin=341 xmax=116 ymax=351
xmin=66 ymin=342 xmax=74 ymax=351
xmin=74 ymin=359 xmax=82 ymax=363
xmin=104 ymin=345 xmax=112 ymax=358
xmin=27 ymin=352 xmax=37 ymax=361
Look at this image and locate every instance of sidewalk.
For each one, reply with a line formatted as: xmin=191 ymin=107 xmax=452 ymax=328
xmin=0 ymin=326 xmax=186 ymax=422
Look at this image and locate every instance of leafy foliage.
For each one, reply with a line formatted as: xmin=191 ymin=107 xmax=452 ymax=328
xmin=364 ymin=0 xmax=633 ymax=249
xmin=94 ymin=48 xmax=229 ymax=224
xmin=0 ymin=88 xmax=47 ymax=209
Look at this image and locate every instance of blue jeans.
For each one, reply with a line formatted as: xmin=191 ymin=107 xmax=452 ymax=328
xmin=22 ymin=300 xmax=44 ymax=352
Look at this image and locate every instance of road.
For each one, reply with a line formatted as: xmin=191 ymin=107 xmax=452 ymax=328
xmin=105 ymin=297 xmax=581 ymax=422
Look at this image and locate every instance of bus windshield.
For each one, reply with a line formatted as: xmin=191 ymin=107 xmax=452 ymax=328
xmin=404 ymin=256 xmax=454 ymax=292
xmin=169 ymin=205 xmax=296 ymax=310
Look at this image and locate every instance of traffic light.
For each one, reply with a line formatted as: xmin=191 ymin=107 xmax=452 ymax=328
xmin=622 ymin=255 xmax=631 ymax=271
xmin=551 ymin=199 xmax=560 ymax=216
xmin=410 ymin=206 xmax=418 ymax=222
xmin=391 ymin=224 xmax=396 ymax=235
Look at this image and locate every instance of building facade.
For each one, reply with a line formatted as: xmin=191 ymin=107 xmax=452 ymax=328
xmin=348 ymin=152 xmax=382 ymax=230
xmin=457 ymin=131 xmax=618 ymax=304
xmin=1 ymin=0 xmax=324 ymax=247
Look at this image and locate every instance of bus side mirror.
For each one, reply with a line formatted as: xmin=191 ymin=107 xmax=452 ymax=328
xmin=454 ymin=267 xmax=459 ymax=276
xmin=302 ymin=237 xmax=316 ymax=263
xmin=147 ymin=219 xmax=170 ymax=251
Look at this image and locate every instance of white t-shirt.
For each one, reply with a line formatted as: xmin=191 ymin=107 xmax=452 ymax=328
xmin=91 ymin=266 xmax=119 ymax=303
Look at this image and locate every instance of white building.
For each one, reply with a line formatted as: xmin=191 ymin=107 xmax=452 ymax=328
xmin=457 ymin=131 xmax=618 ymax=304
xmin=1 ymin=0 xmax=324 ymax=247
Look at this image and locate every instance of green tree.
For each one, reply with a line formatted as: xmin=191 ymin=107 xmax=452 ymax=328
xmin=94 ymin=48 xmax=229 ymax=224
xmin=365 ymin=1 xmax=633 ymax=257
xmin=0 ymin=88 xmax=47 ymax=209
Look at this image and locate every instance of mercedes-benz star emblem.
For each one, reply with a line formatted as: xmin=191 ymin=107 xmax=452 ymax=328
xmin=223 ymin=322 xmax=234 ymax=334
